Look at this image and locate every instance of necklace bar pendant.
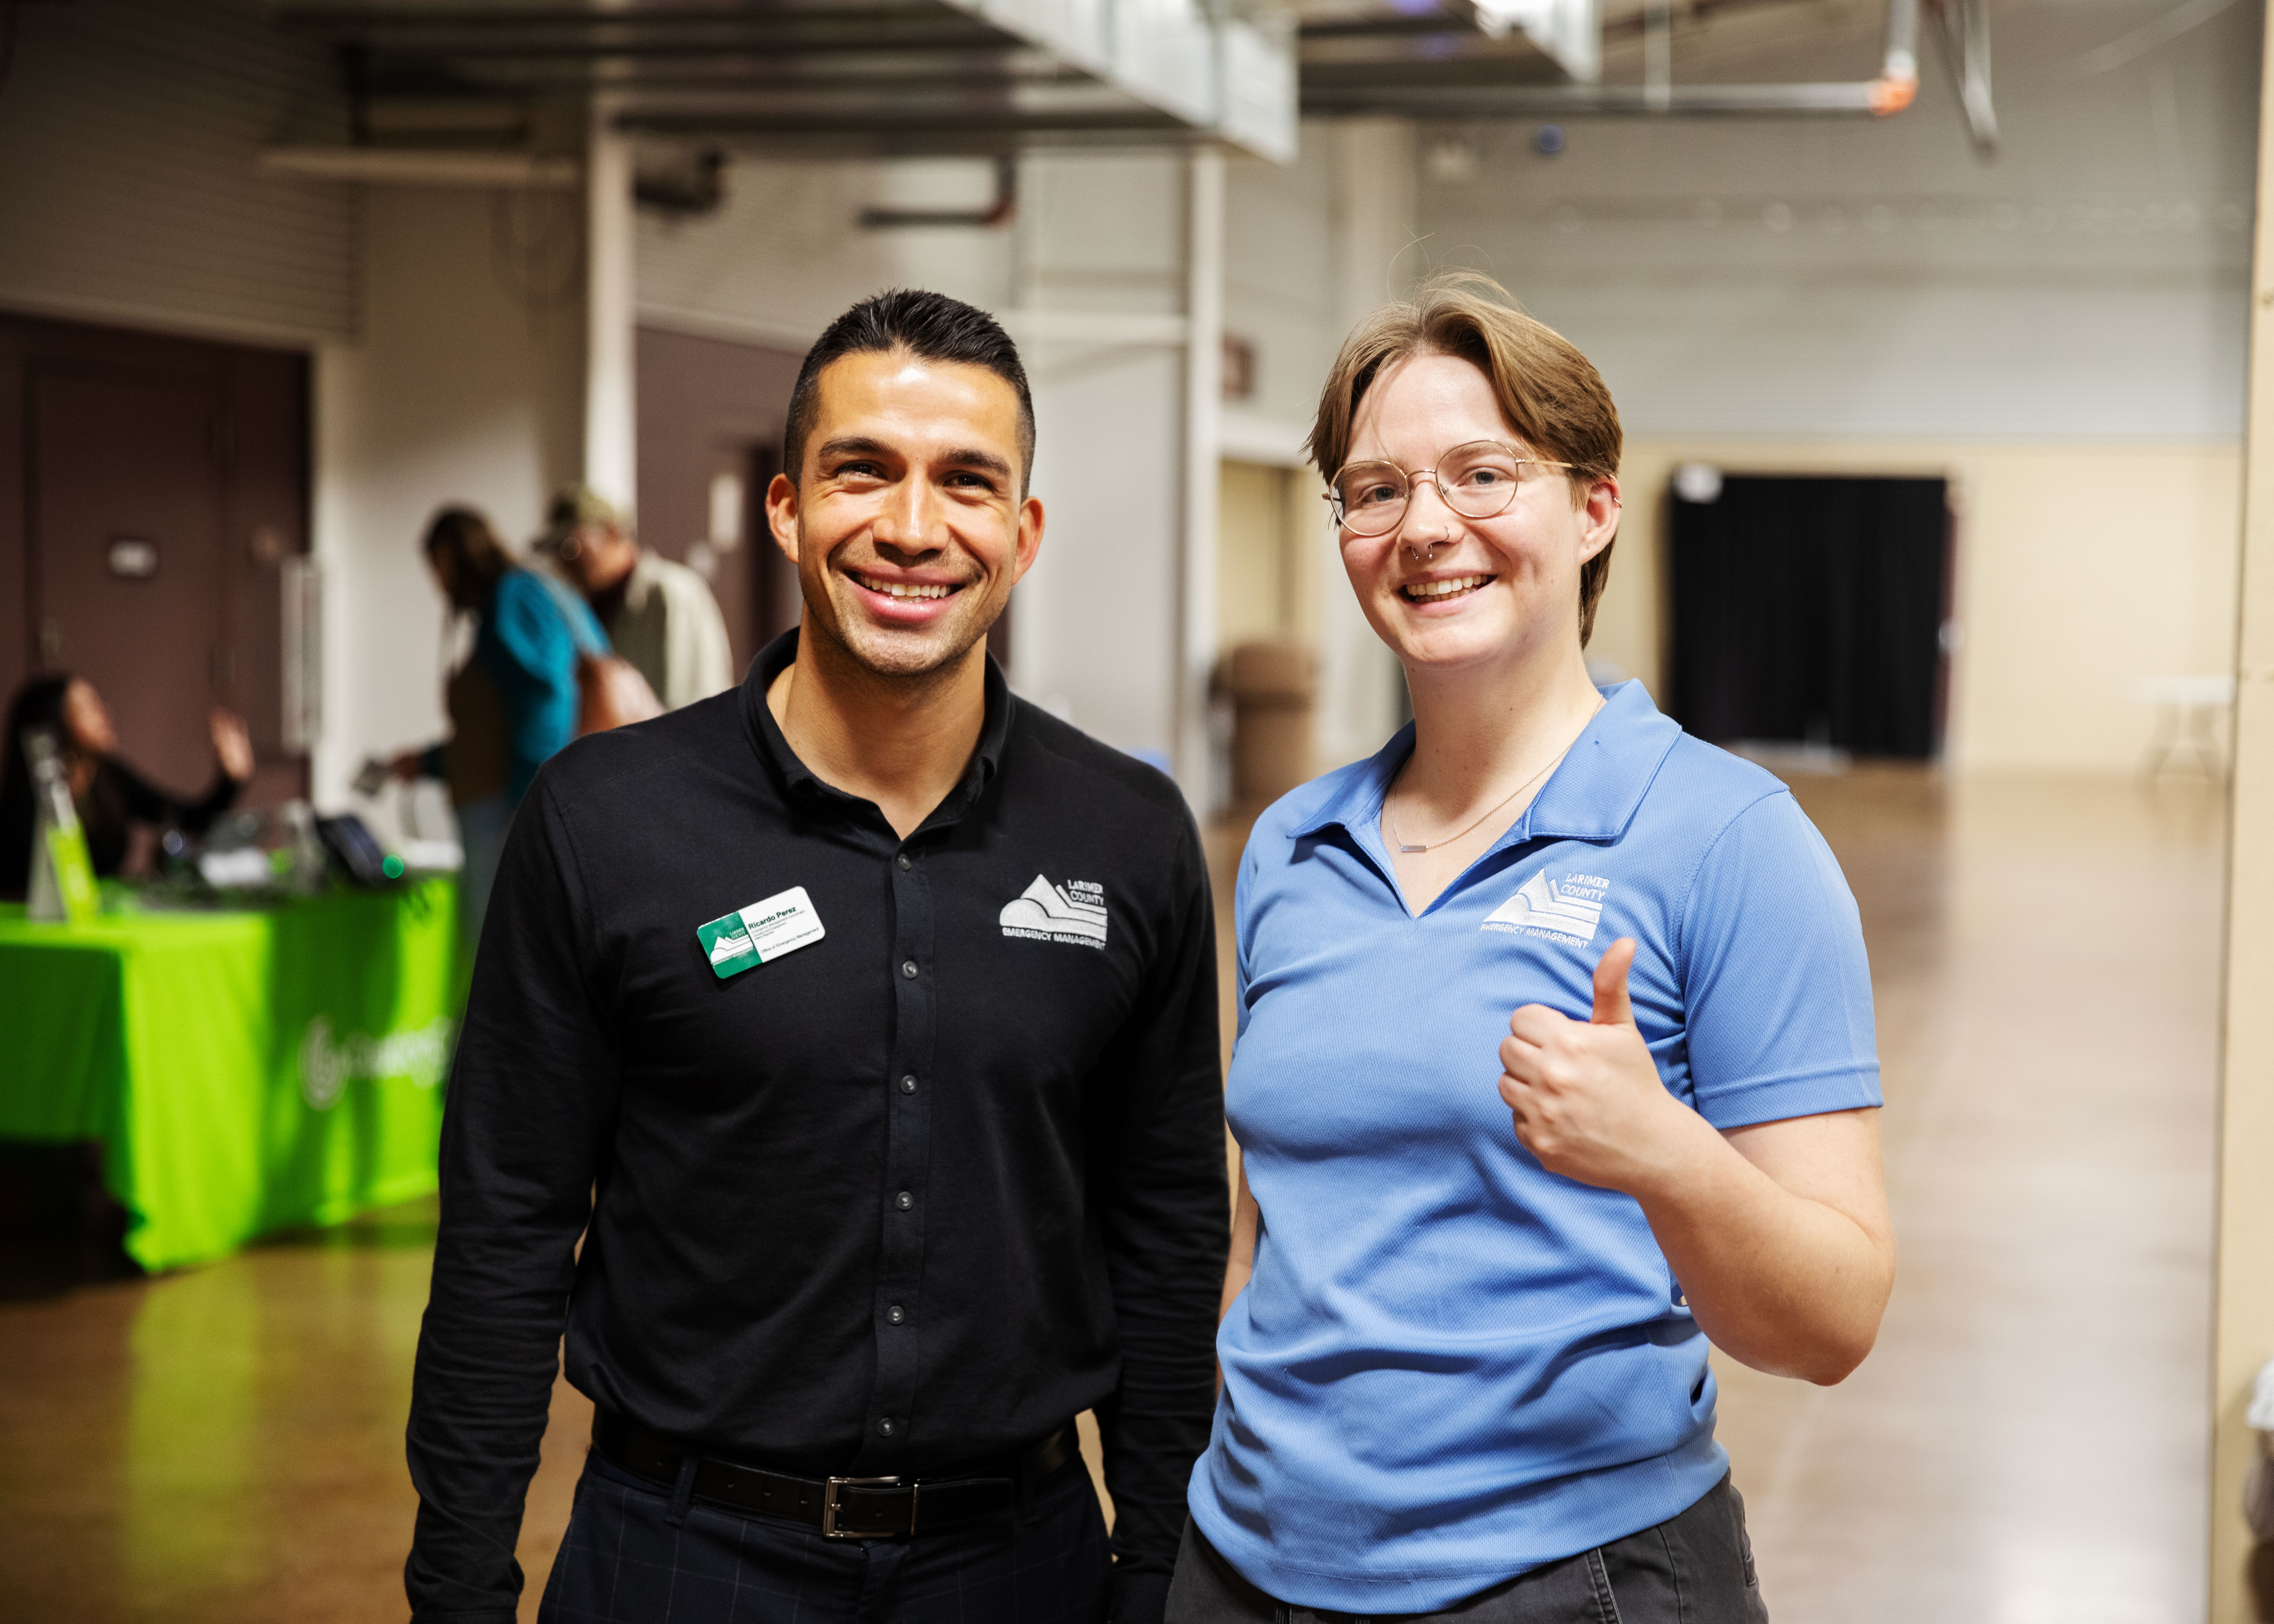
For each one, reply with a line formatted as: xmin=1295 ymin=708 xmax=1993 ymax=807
xmin=1399 ymin=842 xmax=1427 ymax=853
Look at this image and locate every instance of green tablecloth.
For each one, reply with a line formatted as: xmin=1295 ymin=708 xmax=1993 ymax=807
xmin=0 ymin=880 xmax=459 ymax=1270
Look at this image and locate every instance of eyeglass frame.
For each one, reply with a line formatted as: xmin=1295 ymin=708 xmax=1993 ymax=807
xmin=1323 ymin=440 xmax=1580 ymax=538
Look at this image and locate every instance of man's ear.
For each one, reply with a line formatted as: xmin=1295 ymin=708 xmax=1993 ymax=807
xmin=1010 ymin=495 xmax=1045 ymax=587
xmin=765 ymin=471 xmax=803 ymax=563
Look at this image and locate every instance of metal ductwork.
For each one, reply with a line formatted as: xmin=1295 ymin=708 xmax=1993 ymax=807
xmin=1301 ymin=0 xmax=1993 ymax=154
xmin=266 ymin=0 xmax=1992 ymax=175
xmin=273 ymin=0 xmax=1298 ymax=163
xmin=1310 ymin=0 xmax=1915 ymax=117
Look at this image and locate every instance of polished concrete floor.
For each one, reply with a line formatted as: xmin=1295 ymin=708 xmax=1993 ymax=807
xmin=0 ymin=768 xmax=2225 ymax=1622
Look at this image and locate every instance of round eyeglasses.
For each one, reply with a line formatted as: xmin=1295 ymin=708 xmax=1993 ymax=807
xmin=1325 ymin=441 xmax=1575 ymax=538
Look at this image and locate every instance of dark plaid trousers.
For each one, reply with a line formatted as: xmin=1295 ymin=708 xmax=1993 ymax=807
xmin=538 ymin=1449 xmax=1111 ymax=1624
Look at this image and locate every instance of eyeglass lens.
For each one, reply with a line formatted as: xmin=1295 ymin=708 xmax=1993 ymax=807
xmin=1332 ymin=442 xmax=1530 ymax=535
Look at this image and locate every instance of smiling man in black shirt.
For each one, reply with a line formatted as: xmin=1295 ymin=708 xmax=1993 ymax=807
xmin=403 ymin=290 xmax=1228 ymax=1624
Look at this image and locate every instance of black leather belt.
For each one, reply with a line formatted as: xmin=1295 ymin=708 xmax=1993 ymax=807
xmin=591 ymin=1408 xmax=1078 ymax=1538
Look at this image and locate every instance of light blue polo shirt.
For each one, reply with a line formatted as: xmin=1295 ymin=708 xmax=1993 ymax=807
xmin=1188 ymin=680 xmax=1880 ymax=1613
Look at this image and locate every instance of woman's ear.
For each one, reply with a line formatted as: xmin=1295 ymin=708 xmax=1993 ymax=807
xmin=1578 ymin=477 xmax=1622 ymax=563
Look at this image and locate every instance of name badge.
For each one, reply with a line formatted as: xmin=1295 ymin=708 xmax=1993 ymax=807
xmin=696 ymin=886 xmax=826 ymax=979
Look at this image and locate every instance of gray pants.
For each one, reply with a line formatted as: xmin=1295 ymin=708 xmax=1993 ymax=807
xmin=452 ymin=792 xmax=511 ymax=960
xmin=1166 ymin=1475 xmax=1768 ymax=1624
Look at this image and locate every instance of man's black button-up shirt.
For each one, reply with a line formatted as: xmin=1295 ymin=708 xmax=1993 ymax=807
xmin=406 ymin=633 xmax=1228 ymax=1623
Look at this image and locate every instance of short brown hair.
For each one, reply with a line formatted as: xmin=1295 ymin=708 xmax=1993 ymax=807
xmin=1308 ymin=272 xmax=1623 ymax=645
xmin=786 ymin=288 xmax=1035 ymax=494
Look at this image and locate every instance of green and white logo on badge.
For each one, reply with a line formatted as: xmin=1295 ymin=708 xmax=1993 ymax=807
xmin=697 ymin=885 xmax=826 ymax=979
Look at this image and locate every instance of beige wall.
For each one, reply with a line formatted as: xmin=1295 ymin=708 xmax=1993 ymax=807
xmin=1216 ymin=459 xmax=1322 ymax=655
xmin=1591 ymin=442 xmax=2242 ymax=775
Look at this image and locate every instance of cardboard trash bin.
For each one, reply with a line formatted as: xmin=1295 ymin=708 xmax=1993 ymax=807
xmin=1222 ymin=641 xmax=1318 ymax=809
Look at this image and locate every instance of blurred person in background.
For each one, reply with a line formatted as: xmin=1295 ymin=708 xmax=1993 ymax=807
xmin=389 ymin=505 xmax=609 ymax=945
xmin=1172 ymin=275 xmax=1893 ymax=1623
xmin=1 ymin=672 xmax=252 ymax=899
xmin=538 ymin=484 xmax=735 ymax=708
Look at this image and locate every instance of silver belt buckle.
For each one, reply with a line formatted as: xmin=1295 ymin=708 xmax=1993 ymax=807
xmin=822 ymin=1474 xmax=906 ymax=1538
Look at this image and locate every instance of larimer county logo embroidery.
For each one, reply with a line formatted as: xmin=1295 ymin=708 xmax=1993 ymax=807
xmin=1000 ymin=874 xmax=1109 ymax=948
xmin=1482 ymin=870 xmax=1609 ymax=946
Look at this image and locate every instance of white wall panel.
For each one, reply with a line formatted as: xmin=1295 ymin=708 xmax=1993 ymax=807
xmin=1224 ymin=128 xmax=1340 ymax=432
xmin=313 ymin=187 xmax=586 ymax=821
xmin=1013 ymin=153 xmax=1190 ymax=764
xmin=636 ymin=157 xmax=1018 ymax=349
xmin=1416 ymin=0 xmax=2259 ymax=441
xmin=1018 ymin=343 xmax=1186 ymax=757
xmin=0 ymin=0 xmax=355 ymax=344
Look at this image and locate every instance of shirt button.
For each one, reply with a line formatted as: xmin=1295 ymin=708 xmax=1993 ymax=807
xmin=878 ymin=1417 xmax=895 ymax=1437
xmin=901 ymin=960 xmax=918 ymax=979
xmin=900 ymin=1074 xmax=918 ymax=1095
xmin=897 ymin=853 xmax=913 ymax=871
xmin=895 ymin=1190 xmax=913 ymax=1211
xmin=888 ymin=1304 xmax=905 ymax=1325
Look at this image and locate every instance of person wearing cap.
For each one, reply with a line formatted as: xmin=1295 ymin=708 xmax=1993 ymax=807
xmin=540 ymin=485 xmax=736 ymax=709
xmin=1172 ymin=274 xmax=1893 ymax=1623
xmin=404 ymin=289 xmax=1227 ymax=1624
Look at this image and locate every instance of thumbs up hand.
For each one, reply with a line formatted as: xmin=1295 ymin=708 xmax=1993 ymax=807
xmin=1497 ymin=939 xmax=1704 ymax=1194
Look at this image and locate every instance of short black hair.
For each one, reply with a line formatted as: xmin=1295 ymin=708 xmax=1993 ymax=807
xmin=784 ymin=289 xmax=1035 ymax=494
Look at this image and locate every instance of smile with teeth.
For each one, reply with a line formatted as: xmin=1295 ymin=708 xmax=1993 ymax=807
xmin=1401 ymin=575 xmax=1493 ymax=602
xmin=852 ymin=571 xmax=960 ymax=600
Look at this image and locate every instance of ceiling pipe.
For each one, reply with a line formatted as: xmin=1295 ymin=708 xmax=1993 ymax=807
xmin=1642 ymin=0 xmax=1671 ymax=115
xmin=1929 ymin=0 xmax=1997 ymax=155
xmin=859 ymin=152 xmax=1016 ymax=228
xmin=1305 ymin=0 xmax=1924 ymax=119
xmin=1877 ymin=0 xmax=1919 ymax=111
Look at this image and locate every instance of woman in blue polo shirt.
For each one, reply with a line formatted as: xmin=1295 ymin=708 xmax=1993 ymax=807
xmin=1172 ymin=274 xmax=1894 ymax=1624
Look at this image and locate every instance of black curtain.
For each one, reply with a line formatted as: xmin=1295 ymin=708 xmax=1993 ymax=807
xmin=1669 ymin=475 xmax=1947 ymax=759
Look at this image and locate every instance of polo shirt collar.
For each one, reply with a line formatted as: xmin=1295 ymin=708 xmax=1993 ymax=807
xmin=1521 ymin=680 xmax=1682 ymax=842
xmin=740 ymin=627 xmax=1012 ymax=829
xmin=1293 ymin=679 xmax=1681 ymax=854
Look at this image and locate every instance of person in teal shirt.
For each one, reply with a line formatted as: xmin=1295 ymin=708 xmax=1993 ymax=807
xmin=390 ymin=506 xmax=609 ymax=947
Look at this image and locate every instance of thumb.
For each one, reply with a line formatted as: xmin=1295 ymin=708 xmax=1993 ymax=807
xmin=1591 ymin=937 xmax=1638 ymax=1027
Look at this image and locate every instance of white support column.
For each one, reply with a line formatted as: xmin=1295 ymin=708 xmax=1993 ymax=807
xmin=583 ymin=113 xmax=637 ymax=510
xmin=1177 ymin=146 xmax=1227 ymax=809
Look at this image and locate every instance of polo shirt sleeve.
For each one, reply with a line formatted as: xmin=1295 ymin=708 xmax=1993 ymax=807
xmin=1674 ymin=790 xmax=1882 ymax=1130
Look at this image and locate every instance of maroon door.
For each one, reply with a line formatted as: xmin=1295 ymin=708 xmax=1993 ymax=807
xmin=2 ymin=316 xmax=311 ymax=845
xmin=636 ymin=325 xmax=805 ymax=684
xmin=31 ymin=364 xmax=228 ymax=796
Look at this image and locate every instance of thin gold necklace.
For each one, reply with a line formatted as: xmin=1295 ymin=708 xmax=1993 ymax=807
xmin=1385 ymin=702 xmax=1603 ymax=854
